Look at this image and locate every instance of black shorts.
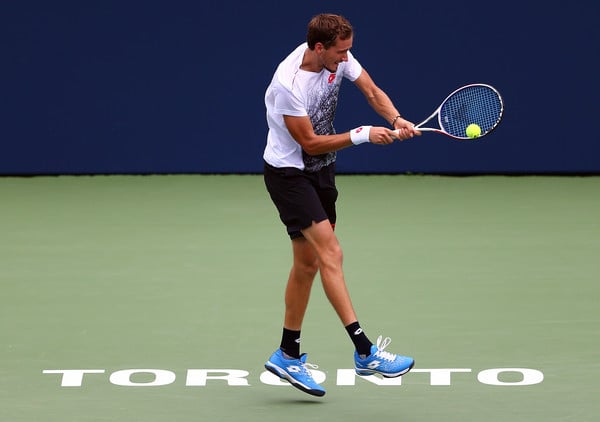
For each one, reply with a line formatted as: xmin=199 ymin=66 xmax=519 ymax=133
xmin=264 ymin=161 xmax=338 ymax=239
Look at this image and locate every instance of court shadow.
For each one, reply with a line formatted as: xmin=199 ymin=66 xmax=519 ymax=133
xmin=262 ymin=397 xmax=325 ymax=406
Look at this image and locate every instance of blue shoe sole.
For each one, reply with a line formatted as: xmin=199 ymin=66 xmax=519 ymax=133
xmin=264 ymin=363 xmax=326 ymax=397
xmin=355 ymin=360 xmax=415 ymax=378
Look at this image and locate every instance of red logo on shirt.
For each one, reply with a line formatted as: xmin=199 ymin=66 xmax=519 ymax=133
xmin=328 ymin=73 xmax=336 ymax=84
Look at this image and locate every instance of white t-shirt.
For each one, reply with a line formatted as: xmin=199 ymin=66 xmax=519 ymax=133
xmin=263 ymin=43 xmax=363 ymax=172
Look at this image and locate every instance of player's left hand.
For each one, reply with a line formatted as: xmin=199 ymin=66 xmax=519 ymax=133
xmin=369 ymin=126 xmax=401 ymax=144
xmin=393 ymin=117 xmax=421 ymax=140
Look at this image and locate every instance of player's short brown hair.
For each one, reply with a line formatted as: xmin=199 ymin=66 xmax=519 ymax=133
xmin=306 ymin=14 xmax=353 ymax=50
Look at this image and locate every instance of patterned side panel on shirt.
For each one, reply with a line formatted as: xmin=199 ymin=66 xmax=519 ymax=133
xmin=302 ymin=76 xmax=341 ymax=172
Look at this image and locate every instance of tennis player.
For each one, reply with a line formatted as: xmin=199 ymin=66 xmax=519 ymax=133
xmin=263 ymin=13 xmax=419 ymax=397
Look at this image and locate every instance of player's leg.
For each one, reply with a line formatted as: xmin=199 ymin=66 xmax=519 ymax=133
xmin=301 ymin=221 xmax=378 ymax=357
xmin=283 ymin=237 xmax=319 ymax=331
xmin=302 ymin=221 xmax=415 ymax=379
xmin=264 ymin=236 xmax=325 ymax=397
xmin=300 ymin=220 xmax=357 ymax=326
xmin=263 ymin=163 xmax=326 ymax=396
xmin=276 ymin=237 xmax=317 ymax=359
xmin=264 ymin=238 xmax=326 ymax=397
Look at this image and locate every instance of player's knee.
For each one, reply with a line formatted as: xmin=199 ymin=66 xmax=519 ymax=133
xmin=296 ymin=257 xmax=319 ymax=278
xmin=322 ymin=243 xmax=343 ymax=267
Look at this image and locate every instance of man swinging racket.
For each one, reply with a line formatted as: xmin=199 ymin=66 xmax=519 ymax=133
xmin=263 ymin=13 xmax=420 ymax=397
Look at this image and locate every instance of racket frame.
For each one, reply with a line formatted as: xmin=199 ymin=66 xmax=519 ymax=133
xmin=414 ymin=83 xmax=504 ymax=140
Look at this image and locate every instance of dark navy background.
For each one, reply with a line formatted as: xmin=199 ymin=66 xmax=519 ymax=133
xmin=2 ymin=0 xmax=598 ymax=174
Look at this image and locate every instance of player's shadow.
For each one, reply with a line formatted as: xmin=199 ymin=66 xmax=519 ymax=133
xmin=263 ymin=398 xmax=325 ymax=405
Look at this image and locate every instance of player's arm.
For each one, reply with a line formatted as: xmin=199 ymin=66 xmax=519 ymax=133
xmin=284 ymin=115 xmax=398 ymax=155
xmin=353 ymin=69 xmax=421 ymax=138
xmin=283 ymin=115 xmax=352 ymax=155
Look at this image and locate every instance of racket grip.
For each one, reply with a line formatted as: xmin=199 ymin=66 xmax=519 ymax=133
xmin=392 ymin=128 xmax=417 ymax=136
xmin=393 ymin=127 xmax=425 ymax=137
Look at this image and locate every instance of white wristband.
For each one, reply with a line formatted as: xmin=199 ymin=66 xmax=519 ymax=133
xmin=350 ymin=125 xmax=372 ymax=145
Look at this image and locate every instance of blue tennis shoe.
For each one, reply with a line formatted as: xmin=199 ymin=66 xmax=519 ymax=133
xmin=354 ymin=336 xmax=414 ymax=377
xmin=265 ymin=349 xmax=325 ymax=397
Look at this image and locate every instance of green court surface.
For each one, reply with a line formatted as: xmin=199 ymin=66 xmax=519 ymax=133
xmin=1 ymin=175 xmax=598 ymax=421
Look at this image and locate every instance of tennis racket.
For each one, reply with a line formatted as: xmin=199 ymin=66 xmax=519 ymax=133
xmin=400 ymin=83 xmax=504 ymax=140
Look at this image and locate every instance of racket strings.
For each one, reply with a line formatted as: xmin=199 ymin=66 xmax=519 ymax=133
xmin=439 ymin=86 xmax=503 ymax=138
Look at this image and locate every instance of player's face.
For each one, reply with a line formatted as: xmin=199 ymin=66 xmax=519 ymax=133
xmin=319 ymin=36 xmax=353 ymax=73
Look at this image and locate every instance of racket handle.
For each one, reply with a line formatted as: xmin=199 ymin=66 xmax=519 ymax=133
xmin=392 ymin=128 xmax=429 ymax=137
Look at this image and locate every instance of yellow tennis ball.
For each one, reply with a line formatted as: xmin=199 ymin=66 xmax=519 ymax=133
xmin=466 ymin=123 xmax=481 ymax=138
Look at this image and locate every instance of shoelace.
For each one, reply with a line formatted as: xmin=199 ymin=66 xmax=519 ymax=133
xmin=302 ymin=361 xmax=319 ymax=373
xmin=373 ymin=335 xmax=396 ymax=362
xmin=297 ymin=360 xmax=319 ymax=379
